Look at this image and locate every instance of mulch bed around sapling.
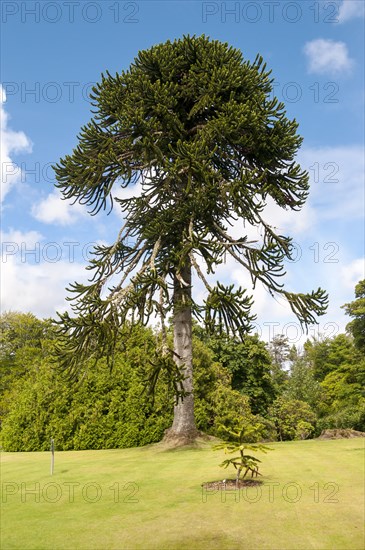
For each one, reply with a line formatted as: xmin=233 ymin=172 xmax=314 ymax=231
xmin=202 ymin=478 xmax=263 ymax=491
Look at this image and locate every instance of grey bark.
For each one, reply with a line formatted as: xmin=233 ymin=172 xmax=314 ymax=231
xmin=165 ymin=260 xmax=199 ymax=442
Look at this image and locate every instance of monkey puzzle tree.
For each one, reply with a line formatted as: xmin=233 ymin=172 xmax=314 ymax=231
xmin=54 ymin=35 xmax=327 ymax=443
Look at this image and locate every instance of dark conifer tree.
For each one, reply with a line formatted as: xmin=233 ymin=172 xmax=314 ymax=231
xmin=54 ymin=36 xmax=327 ymax=443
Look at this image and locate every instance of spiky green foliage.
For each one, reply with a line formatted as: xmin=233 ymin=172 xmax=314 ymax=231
xmin=214 ymin=424 xmax=272 ymax=481
xmin=53 ymin=35 xmax=327 ymax=378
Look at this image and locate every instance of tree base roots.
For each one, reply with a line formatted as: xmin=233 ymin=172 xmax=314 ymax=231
xmin=162 ymin=428 xmax=212 ymax=447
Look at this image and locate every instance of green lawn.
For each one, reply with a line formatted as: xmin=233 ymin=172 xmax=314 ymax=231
xmin=1 ymin=438 xmax=364 ymax=549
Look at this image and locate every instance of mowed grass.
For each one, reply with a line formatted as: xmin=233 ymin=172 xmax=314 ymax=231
xmin=1 ymin=438 xmax=364 ymax=550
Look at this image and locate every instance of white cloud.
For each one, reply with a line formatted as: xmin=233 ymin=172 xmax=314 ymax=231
xmin=340 ymin=258 xmax=365 ymax=290
xmin=303 ymin=39 xmax=354 ymax=75
xmin=112 ymin=176 xmax=145 ymax=221
xmin=114 ymin=179 xmax=143 ymax=201
xmin=198 ymin=142 xmax=363 ymax=342
xmin=189 ymin=142 xmax=364 ymax=345
xmin=1 ymin=228 xmax=44 ymax=246
xmin=31 ymin=190 xmax=87 ymax=225
xmin=261 ymin=199 xmax=315 ymax=236
xmin=299 ymin=145 xmax=364 ymax=222
xmin=298 ymin=256 xmax=365 ymax=345
xmin=0 ymin=85 xmax=32 ymax=203
xmin=1 ymin=258 xmax=88 ymax=318
xmin=220 ymin=252 xmax=350 ymax=346
xmin=220 ymin=145 xmax=363 ymax=239
xmin=0 ymin=229 xmax=89 ymax=317
xmin=337 ymin=0 xmax=365 ymax=23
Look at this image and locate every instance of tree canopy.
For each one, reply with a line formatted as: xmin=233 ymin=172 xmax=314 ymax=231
xmin=342 ymin=279 xmax=365 ymax=353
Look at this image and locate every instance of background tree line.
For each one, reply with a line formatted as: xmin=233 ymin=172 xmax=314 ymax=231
xmin=1 ymin=280 xmax=363 ymax=451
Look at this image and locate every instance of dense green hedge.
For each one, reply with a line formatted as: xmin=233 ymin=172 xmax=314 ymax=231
xmin=2 ymin=326 xmax=273 ymax=451
xmin=1 ymin=354 xmax=171 ymax=451
xmin=4 ymin=312 xmax=363 ymax=451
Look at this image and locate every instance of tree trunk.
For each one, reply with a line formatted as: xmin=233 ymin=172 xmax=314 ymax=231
xmin=163 ymin=260 xmax=199 ymax=445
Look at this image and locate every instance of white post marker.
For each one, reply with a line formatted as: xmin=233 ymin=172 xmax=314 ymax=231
xmin=50 ymin=438 xmax=55 ymax=475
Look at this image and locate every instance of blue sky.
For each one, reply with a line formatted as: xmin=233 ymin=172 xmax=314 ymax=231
xmin=1 ymin=0 xmax=364 ymax=346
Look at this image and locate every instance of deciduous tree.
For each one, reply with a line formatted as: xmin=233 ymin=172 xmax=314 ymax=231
xmin=342 ymin=279 xmax=365 ymax=353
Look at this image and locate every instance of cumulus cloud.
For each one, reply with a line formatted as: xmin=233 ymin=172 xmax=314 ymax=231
xmin=33 ymin=170 xmax=145 ymax=226
xmin=224 ymin=146 xmax=363 ymax=239
xmin=261 ymin=199 xmax=315 ymax=236
xmin=0 ymin=85 xmax=32 ymax=203
xmin=190 ymin=142 xmax=364 ymax=344
xmin=303 ymin=39 xmax=354 ymax=75
xmin=210 ymin=250 xmax=358 ymax=346
xmin=1 ymin=258 xmax=88 ymax=318
xmin=337 ymin=0 xmax=365 ymax=23
xmin=0 ymin=229 xmax=90 ymax=317
xmin=340 ymin=258 xmax=365 ymax=290
xmin=299 ymin=145 xmax=364 ymax=222
xmin=31 ymin=190 xmax=87 ymax=225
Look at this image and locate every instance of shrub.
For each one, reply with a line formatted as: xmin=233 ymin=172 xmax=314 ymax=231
xmin=269 ymin=397 xmax=316 ymax=440
xmin=317 ymin=399 xmax=365 ymax=433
